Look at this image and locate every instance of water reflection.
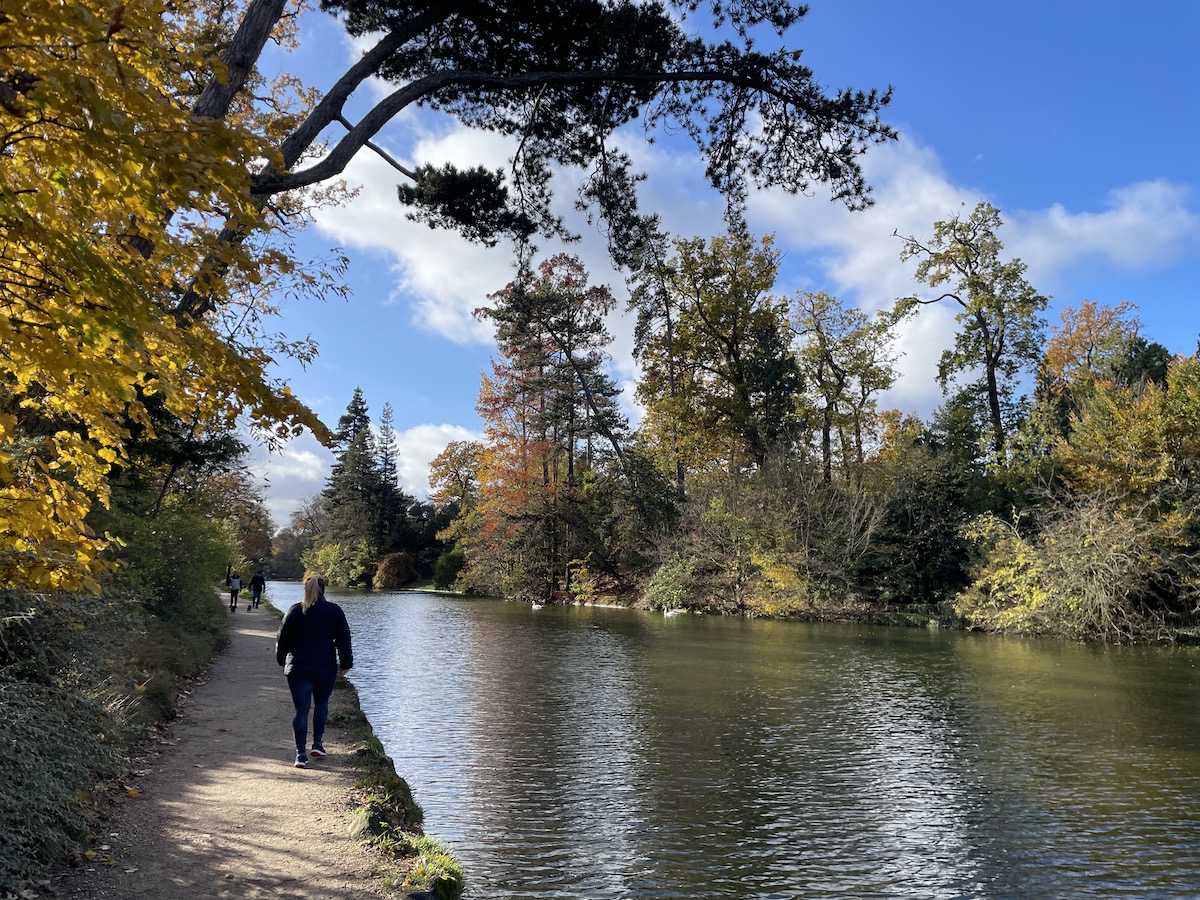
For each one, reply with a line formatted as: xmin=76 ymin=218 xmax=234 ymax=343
xmin=268 ymin=584 xmax=1200 ymax=898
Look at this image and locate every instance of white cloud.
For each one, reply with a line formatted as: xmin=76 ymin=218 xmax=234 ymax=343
xmin=249 ymin=421 xmax=485 ymax=526
xmin=393 ymin=423 xmax=483 ymax=499
xmin=748 ymin=139 xmax=978 ymax=312
xmin=312 ymin=94 xmax=1197 ymax=428
xmin=312 ymin=149 xmax=509 ymax=345
xmin=739 ymin=142 xmax=1198 ymax=418
xmin=1007 ymin=180 xmax=1198 ymax=281
xmin=746 ymin=139 xmax=977 ymax=417
xmin=248 ymin=432 xmax=335 ymax=528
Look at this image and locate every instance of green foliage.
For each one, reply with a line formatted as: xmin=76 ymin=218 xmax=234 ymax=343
xmin=954 ymin=501 xmax=1174 ymax=640
xmin=642 ymin=554 xmax=698 ymax=610
xmin=636 ymin=233 xmax=801 ymax=478
xmin=304 ymin=540 xmax=377 ymax=589
xmin=314 ymin=390 xmax=421 ymax=583
xmin=396 ymin=834 xmax=466 ymax=900
xmin=790 ymin=291 xmax=900 ymax=484
xmin=397 ymin=163 xmax=531 ymax=246
xmin=433 ymin=545 xmax=466 ymax=591
xmin=0 ymin=594 xmax=123 ymax=893
xmin=270 ymin=527 xmax=308 ymax=579
xmin=312 ymin=0 xmax=894 ymax=248
xmin=0 ymin=544 xmax=228 ymax=890
xmin=108 ymin=507 xmax=236 ymax=632
xmin=899 ymin=202 xmax=1048 ymax=456
xmin=865 ymin=416 xmax=970 ymax=605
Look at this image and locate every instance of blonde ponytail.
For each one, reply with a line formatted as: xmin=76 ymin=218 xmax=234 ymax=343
xmin=302 ymin=575 xmax=325 ymax=613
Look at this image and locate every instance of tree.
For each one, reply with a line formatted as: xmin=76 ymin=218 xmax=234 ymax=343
xmin=270 ymin=527 xmax=308 ymax=578
xmin=232 ymin=0 xmax=895 ymax=251
xmin=478 ymin=254 xmax=629 ymax=479
xmin=427 ymin=439 xmax=484 ymax=580
xmin=291 ymin=492 xmax=328 ymax=540
xmin=1042 ymin=300 xmax=1143 ymax=392
xmin=429 ymin=441 xmax=484 ymax=517
xmin=1056 ymin=355 xmax=1200 ymax=514
xmin=637 ymin=233 xmax=801 ymax=479
xmin=374 ymin=401 xmax=412 ymax=550
xmin=0 ymin=1 xmax=324 ymax=592
xmin=320 ymin=388 xmax=388 ymax=583
xmin=5 ymin=0 xmax=896 ymax=594
xmin=790 ymin=291 xmax=899 ymax=484
xmin=897 ymin=202 xmax=1048 ymax=457
xmin=461 ymin=366 xmax=561 ymax=598
xmin=865 ymin=411 xmax=969 ymax=604
xmin=627 ymin=222 xmax=689 ymax=495
xmin=955 ymin=354 xmax=1200 ymax=637
xmin=464 ymin=256 xmax=631 ymax=599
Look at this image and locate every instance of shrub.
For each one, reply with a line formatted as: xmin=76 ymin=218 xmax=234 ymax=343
xmin=0 ymin=592 xmax=134 ymax=892
xmin=642 ymin=554 xmax=697 ymax=610
xmin=304 ymin=541 xmax=376 ymax=588
xmin=375 ymin=552 xmax=418 ymax=590
xmin=0 ymin=508 xmax=231 ymax=891
xmin=432 ymin=545 xmax=466 ymax=591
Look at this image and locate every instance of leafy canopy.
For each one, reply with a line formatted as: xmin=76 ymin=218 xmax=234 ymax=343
xmin=0 ymin=1 xmax=321 ymax=591
xmin=257 ymin=0 xmax=896 ymax=250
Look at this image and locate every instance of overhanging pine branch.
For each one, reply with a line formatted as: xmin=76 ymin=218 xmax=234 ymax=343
xmin=252 ymin=65 xmax=871 ymax=197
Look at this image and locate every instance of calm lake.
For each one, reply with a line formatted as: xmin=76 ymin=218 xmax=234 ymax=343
xmin=269 ymin=583 xmax=1200 ymax=899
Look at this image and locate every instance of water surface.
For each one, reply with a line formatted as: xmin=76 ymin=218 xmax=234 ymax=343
xmin=269 ymin=584 xmax=1200 ymax=898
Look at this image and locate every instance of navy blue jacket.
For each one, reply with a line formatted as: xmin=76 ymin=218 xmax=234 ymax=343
xmin=275 ymin=597 xmax=353 ymax=677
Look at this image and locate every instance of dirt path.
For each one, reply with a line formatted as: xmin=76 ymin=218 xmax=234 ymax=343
xmin=50 ymin=600 xmax=388 ymax=900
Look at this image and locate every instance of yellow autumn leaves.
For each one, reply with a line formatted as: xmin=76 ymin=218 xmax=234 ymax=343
xmin=1 ymin=2 xmax=321 ymax=592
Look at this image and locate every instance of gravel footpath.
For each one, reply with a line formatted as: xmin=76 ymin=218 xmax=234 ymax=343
xmin=49 ymin=600 xmax=387 ymax=900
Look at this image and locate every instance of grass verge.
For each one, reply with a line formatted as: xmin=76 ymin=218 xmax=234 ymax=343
xmin=329 ymin=684 xmax=465 ymax=900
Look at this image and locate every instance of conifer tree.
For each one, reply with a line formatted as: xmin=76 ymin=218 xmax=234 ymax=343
xmin=322 ymin=388 xmax=386 ymax=560
xmin=466 ymin=256 xmax=631 ymax=598
xmin=375 ymin=401 xmax=413 ymax=554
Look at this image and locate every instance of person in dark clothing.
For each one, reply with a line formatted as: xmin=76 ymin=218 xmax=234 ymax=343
xmin=275 ymin=575 xmax=353 ymax=768
xmin=249 ymin=571 xmax=266 ymax=609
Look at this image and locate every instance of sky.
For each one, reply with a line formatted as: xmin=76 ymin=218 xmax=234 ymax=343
xmin=247 ymin=0 xmax=1200 ymax=528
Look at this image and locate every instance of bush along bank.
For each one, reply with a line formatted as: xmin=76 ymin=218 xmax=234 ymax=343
xmin=0 ymin=586 xmax=229 ymax=896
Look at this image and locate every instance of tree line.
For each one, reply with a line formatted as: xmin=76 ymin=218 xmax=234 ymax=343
xmin=381 ymin=202 xmax=1193 ymax=642
xmin=283 ymin=201 xmax=1196 ymax=644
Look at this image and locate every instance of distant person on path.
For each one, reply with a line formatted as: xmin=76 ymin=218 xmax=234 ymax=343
xmin=249 ymin=571 xmax=266 ymax=609
xmin=228 ymin=571 xmax=242 ymax=611
xmin=275 ymin=575 xmax=354 ymax=768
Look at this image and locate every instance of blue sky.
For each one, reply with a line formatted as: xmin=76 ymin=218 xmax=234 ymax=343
xmin=249 ymin=0 xmax=1200 ymax=527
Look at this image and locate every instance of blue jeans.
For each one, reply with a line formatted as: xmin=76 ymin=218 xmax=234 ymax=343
xmin=287 ymin=671 xmax=335 ymax=753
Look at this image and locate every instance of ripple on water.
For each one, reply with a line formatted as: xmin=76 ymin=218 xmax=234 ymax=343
xmin=286 ymin=588 xmax=1200 ymax=900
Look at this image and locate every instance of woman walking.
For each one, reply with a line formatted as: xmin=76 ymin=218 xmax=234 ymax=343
xmin=275 ymin=576 xmax=353 ymax=768
xmin=228 ymin=571 xmax=242 ymax=611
